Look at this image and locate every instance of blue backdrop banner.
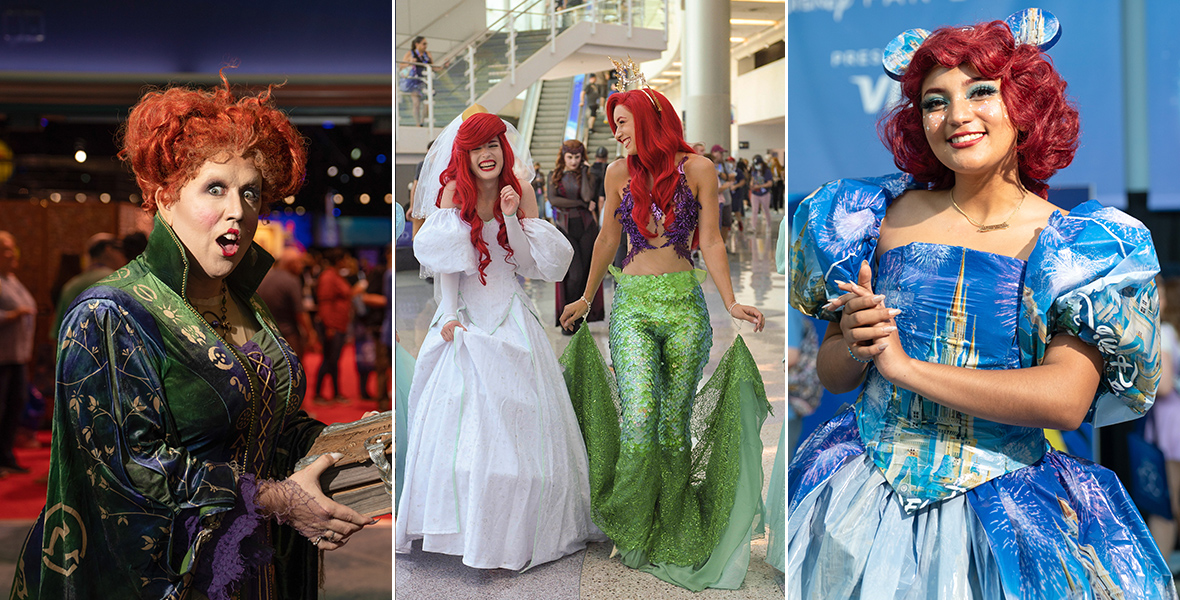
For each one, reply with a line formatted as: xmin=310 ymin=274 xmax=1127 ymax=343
xmin=1148 ymin=0 xmax=1180 ymax=210
xmin=788 ymin=1 xmax=1125 ymax=208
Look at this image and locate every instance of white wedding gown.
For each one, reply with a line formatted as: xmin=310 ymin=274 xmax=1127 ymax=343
xmin=395 ymin=208 xmax=604 ymax=570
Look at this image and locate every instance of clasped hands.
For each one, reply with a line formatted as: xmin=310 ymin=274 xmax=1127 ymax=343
xmin=824 ymin=260 xmax=910 ymax=378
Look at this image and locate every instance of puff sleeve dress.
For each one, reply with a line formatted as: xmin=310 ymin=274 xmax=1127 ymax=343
xmin=394 ymin=208 xmax=605 ymax=570
xmin=787 ymin=174 xmax=1177 ymax=599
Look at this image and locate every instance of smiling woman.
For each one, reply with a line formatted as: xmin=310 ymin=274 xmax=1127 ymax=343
xmin=788 ymin=12 xmax=1175 ymax=599
xmin=11 ymin=75 xmax=376 ymax=600
xmin=396 ymin=108 xmax=605 ymax=570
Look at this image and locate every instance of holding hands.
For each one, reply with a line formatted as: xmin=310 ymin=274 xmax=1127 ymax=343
xmin=559 ymin=298 xmax=588 ymax=332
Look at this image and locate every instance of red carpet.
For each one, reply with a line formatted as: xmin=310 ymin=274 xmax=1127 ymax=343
xmin=0 ymin=345 xmax=384 ymax=521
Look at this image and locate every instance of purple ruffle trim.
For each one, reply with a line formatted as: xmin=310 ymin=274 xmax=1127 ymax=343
xmin=616 ymin=157 xmax=697 ymax=267
xmin=184 ymin=473 xmax=274 ymax=600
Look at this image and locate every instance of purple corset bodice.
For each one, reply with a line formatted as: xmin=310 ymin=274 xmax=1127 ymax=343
xmin=616 ymin=157 xmax=697 ymax=267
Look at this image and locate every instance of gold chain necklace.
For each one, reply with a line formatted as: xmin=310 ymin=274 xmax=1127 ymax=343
xmin=949 ymin=188 xmax=1025 ymax=233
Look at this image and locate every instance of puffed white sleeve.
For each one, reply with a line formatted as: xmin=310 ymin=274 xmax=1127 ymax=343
xmin=413 ymin=208 xmax=479 ymax=276
xmin=513 ymin=217 xmax=573 ymax=282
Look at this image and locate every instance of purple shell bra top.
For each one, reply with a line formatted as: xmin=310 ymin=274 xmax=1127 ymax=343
xmin=616 ymin=156 xmax=697 ymax=267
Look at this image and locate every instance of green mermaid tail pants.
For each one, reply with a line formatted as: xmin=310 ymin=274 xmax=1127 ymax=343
xmin=560 ymin=268 xmax=771 ymax=591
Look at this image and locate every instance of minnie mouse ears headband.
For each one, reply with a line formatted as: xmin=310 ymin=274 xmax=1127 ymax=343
xmin=609 ymin=55 xmax=662 ymax=113
xmin=882 ymin=8 xmax=1062 ymax=81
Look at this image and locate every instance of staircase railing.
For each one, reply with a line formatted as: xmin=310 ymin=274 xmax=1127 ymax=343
xmin=396 ymin=0 xmax=667 ymax=136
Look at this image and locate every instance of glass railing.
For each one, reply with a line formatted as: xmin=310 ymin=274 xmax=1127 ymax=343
xmin=396 ymin=0 xmax=667 ymax=136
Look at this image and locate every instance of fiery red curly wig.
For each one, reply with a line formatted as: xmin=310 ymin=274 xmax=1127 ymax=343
xmin=439 ymin=112 xmax=519 ymax=285
xmin=119 ymin=72 xmax=307 ymax=214
xmin=879 ymin=21 xmax=1079 ymax=198
xmin=605 ymin=88 xmax=694 ymax=239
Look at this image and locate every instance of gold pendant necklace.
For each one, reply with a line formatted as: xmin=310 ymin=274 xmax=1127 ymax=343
xmin=949 ymin=188 xmax=1024 ymax=233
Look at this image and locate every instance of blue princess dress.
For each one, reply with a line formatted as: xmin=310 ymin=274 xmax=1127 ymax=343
xmin=787 ymin=174 xmax=1177 ymax=599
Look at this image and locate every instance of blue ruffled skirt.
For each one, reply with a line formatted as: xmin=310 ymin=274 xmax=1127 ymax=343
xmin=788 ymin=408 xmax=1177 ymax=599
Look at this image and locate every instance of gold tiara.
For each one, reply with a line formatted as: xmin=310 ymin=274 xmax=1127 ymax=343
xmin=608 ymin=55 xmax=661 ymax=112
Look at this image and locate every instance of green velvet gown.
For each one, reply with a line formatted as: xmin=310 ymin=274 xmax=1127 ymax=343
xmin=11 ymin=216 xmax=324 ymax=600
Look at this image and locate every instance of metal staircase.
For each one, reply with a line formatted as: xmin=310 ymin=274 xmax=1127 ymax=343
xmin=397 ymin=0 xmax=668 ymax=141
xmin=529 ymin=79 xmax=574 ymax=170
xmin=397 ymin=29 xmax=551 ymax=128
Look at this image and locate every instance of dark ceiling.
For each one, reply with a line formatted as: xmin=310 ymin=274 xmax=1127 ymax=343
xmin=0 ymin=0 xmax=393 ymax=217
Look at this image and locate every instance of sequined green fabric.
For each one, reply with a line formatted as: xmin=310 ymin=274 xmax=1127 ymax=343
xmin=561 ymin=269 xmax=770 ymax=575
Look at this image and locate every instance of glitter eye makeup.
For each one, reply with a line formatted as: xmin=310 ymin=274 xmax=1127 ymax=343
xmin=920 ymin=95 xmax=948 ymax=112
xmin=967 ymin=82 xmax=1000 ymax=100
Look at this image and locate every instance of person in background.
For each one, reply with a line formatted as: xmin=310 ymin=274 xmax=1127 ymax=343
xmin=582 ymin=72 xmax=607 ymax=134
xmin=711 ymin=145 xmax=735 ymax=245
xmin=353 ymin=256 xmax=388 ymax=401
xmin=731 ymin=157 xmax=748 ymax=232
xmin=0 ymin=231 xmax=35 ymax=476
xmin=768 ymin=153 xmax=784 ymax=213
xmin=313 ymin=249 xmax=366 ymax=404
xmin=590 ymin=146 xmax=610 ymax=218
xmin=748 ymin=154 xmax=774 ymax=233
xmin=532 ymin=160 xmax=548 ymax=220
xmin=399 ymin=36 xmax=442 ymax=127
xmin=692 ymin=142 xmax=706 ymax=155
xmin=1147 ymin=276 xmax=1180 ymax=556
xmin=376 ymin=244 xmax=393 ymax=412
xmin=258 ymin=246 xmax=319 ymax=361
xmin=549 ymin=139 xmax=604 ymax=333
xmin=707 ymin=153 xmax=733 ymax=248
xmin=50 ymin=233 xmax=126 ymax=341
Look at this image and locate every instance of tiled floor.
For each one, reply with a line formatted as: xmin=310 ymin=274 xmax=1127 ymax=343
xmin=394 ymin=214 xmax=786 ymax=599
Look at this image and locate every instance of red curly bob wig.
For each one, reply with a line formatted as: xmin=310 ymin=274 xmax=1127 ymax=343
xmin=605 ymin=88 xmax=693 ymax=239
xmin=879 ymin=21 xmax=1079 ymax=199
xmin=119 ymin=72 xmax=307 ymax=214
xmin=439 ymin=112 xmax=519 ymax=285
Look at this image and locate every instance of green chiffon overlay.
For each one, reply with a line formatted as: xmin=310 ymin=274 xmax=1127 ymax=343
xmin=559 ymin=268 xmax=770 ymax=591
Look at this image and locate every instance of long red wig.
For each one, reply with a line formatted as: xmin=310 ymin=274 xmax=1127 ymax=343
xmin=120 ymin=71 xmax=306 ymax=214
xmin=879 ymin=21 xmax=1079 ymax=198
xmin=438 ymin=112 xmax=520 ymax=284
xmin=605 ymin=88 xmax=694 ymax=239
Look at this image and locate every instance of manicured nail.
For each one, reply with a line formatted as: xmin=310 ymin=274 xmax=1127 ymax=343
xmin=872 ymin=295 xmax=885 ymax=302
xmin=888 ymin=309 xmax=901 ymax=316
xmin=882 ymin=326 xmax=896 ymax=333
xmin=877 ymin=342 xmax=889 ymax=350
xmin=821 ymin=302 xmax=834 ymax=310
